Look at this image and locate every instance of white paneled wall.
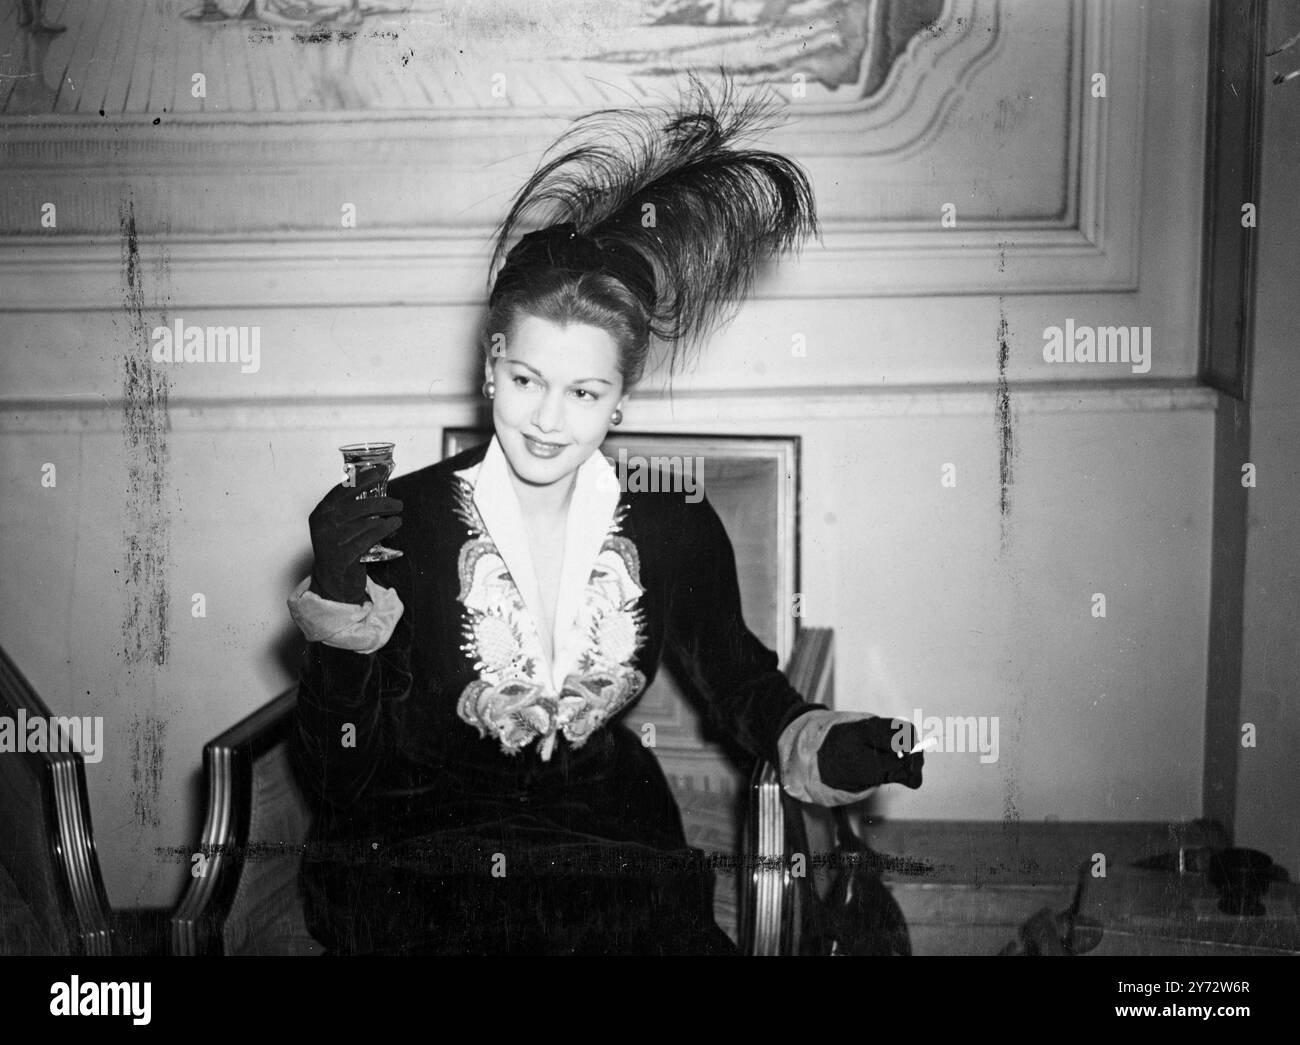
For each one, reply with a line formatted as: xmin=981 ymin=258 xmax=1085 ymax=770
xmin=0 ymin=0 xmax=1215 ymax=907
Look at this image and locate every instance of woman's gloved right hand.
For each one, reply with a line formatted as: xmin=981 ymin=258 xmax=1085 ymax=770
xmin=307 ymin=464 xmax=403 ymax=605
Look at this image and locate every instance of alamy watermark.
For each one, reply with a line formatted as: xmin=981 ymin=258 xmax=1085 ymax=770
xmin=893 ymin=709 xmax=999 ymax=764
xmin=150 ymin=317 xmax=261 ymax=373
xmin=597 ymin=448 xmax=703 ymax=503
xmin=1042 ymin=320 xmax=1151 ymax=374
xmin=50 ymin=977 xmax=150 ymax=1024
xmin=0 ymin=711 xmax=103 ymax=763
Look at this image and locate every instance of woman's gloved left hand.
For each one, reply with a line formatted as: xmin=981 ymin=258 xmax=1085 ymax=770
xmin=817 ymin=716 xmax=924 ymax=792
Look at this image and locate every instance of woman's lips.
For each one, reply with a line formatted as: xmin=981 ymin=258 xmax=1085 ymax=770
xmin=522 ymin=434 xmax=567 ymax=459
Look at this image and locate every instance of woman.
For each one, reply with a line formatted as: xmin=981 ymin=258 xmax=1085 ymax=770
xmin=286 ymin=78 xmax=924 ymax=955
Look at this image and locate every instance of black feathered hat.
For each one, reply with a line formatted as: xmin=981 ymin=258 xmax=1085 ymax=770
xmin=487 ymin=73 xmax=819 ymax=376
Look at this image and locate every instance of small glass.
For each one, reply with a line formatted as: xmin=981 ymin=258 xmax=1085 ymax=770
xmin=339 ymin=442 xmax=403 ymax=563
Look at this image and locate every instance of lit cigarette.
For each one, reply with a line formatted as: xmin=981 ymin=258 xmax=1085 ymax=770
xmin=910 ymin=737 xmax=939 ymax=755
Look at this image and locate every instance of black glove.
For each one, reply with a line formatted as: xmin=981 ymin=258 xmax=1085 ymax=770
xmin=817 ymin=717 xmax=924 ymax=792
xmin=306 ymin=463 xmax=403 ymax=605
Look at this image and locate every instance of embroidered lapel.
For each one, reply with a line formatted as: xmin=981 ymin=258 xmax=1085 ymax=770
xmin=453 ymin=437 xmax=648 ymax=759
xmin=460 ymin=437 xmax=621 ymax=693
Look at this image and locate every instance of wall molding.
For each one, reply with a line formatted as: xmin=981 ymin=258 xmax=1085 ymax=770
xmin=0 ymin=380 xmax=1219 ymax=436
xmin=0 ymin=219 xmax=1133 ymax=313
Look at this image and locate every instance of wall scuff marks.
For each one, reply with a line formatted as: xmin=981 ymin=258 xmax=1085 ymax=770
xmin=119 ymin=197 xmax=171 ymax=669
xmin=127 ymin=713 xmax=168 ymax=831
xmin=995 ymin=304 xmax=1014 ymax=551
xmin=995 ymin=303 xmax=1024 ymax=830
xmin=120 ymin=197 xmax=172 ymax=837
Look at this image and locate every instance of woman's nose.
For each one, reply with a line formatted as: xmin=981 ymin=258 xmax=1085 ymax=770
xmin=532 ymin=389 xmax=565 ymax=433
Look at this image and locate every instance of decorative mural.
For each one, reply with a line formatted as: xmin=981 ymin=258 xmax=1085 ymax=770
xmin=631 ymin=0 xmax=946 ymax=96
xmin=0 ymin=0 xmax=949 ymax=116
xmin=4 ymin=0 xmax=1087 ymax=280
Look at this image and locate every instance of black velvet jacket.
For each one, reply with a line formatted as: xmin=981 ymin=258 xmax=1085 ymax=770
xmin=288 ymin=437 xmax=817 ymax=954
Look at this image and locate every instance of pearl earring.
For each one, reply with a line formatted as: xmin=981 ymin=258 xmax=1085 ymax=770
xmin=610 ymin=408 xmax=623 ymax=426
xmin=482 ymin=380 xmax=495 ymax=399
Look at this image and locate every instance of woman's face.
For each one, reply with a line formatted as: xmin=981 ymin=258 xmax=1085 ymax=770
xmin=486 ymin=313 xmax=627 ymax=490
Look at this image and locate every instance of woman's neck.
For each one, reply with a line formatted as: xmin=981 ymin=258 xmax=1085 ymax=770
xmin=506 ymin=465 xmax=577 ymax=523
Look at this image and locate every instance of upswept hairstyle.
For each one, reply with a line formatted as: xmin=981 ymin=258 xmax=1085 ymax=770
xmin=484 ymin=73 xmax=819 ymax=387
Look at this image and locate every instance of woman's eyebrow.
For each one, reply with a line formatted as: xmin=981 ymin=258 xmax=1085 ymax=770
xmin=506 ymin=359 xmax=612 ymax=386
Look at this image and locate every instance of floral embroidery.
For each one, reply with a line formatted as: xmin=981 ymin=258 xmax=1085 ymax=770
xmin=453 ymin=478 xmax=647 ymax=760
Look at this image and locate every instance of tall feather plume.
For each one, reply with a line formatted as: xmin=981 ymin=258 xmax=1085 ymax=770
xmin=487 ymin=73 xmax=819 ymax=375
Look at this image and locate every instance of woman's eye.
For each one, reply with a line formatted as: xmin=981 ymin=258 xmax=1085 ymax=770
xmin=512 ymin=375 xmax=534 ymax=388
xmin=572 ymin=389 xmax=597 ymax=401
